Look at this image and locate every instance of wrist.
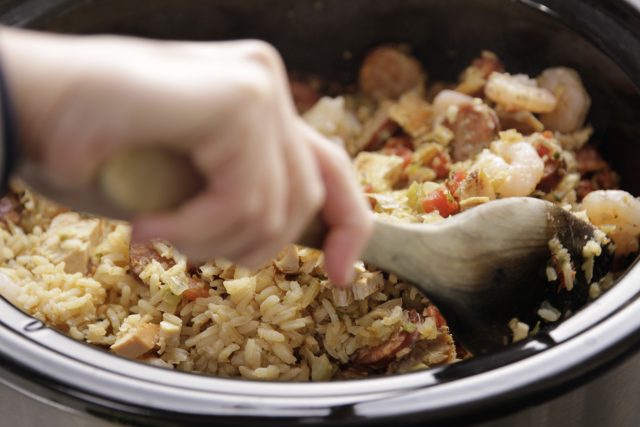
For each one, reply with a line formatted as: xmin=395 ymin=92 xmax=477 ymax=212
xmin=0 ymin=27 xmax=90 ymax=162
xmin=0 ymin=51 xmax=17 ymax=194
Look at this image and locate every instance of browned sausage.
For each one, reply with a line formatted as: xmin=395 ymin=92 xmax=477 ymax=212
xmin=352 ymin=330 xmax=419 ymax=368
xmin=352 ymin=310 xmax=421 ymax=368
xmin=536 ymin=157 xmax=566 ymax=193
xmin=423 ymin=304 xmax=447 ymax=329
xmin=129 ymin=241 xmax=174 ymax=278
xmin=574 ymin=146 xmax=619 ymax=200
xmin=448 ymin=103 xmax=500 ymax=162
xmin=289 ymin=79 xmax=321 ymax=114
xmin=594 ymin=168 xmax=619 ymax=190
xmin=576 ymin=145 xmax=608 ymax=174
xmin=359 ymin=46 xmax=425 ymax=101
xmin=576 ymin=179 xmax=595 ymax=201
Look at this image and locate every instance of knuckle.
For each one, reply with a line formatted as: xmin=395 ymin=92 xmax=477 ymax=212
xmin=226 ymin=42 xmax=287 ymax=105
xmin=328 ymin=145 xmax=352 ymax=168
xmin=234 ymin=63 xmax=275 ymax=104
xmin=242 ymin=40 xmax=284 ymax=73
xmin=307 ymin=180 xmax=326 ymax=212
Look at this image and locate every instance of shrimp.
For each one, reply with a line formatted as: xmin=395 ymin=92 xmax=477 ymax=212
xmin=432 ymin=89 xmax=474 ymax=123
xmin=582 ymin=190 xmax=640 ymax=256
xmin=474 ymin=136 xmax=544 ymax=197
xmin=537 ymin=67 xmax=591 ymax=133
xmin=485 ymin=72 xmax=557 ymax=113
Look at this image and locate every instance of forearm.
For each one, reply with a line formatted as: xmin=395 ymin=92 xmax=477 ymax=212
xmin=1 ymin=28 xmax=76 ymax=159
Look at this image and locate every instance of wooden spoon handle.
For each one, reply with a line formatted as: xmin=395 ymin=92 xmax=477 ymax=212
xmin=100 ymin=146 xmax=330 ymax=248
xmin=99 ymin=147 xmax=205 ymax=214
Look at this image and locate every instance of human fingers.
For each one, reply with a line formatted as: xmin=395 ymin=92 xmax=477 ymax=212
xmin=233 ymin=130 xmax=326 ymax=269
xmin=301 ymin=122 xmax=373 ymax=287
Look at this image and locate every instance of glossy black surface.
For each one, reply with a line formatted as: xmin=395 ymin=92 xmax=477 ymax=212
xmin=0 ymin=1 xmax=640 ymax=426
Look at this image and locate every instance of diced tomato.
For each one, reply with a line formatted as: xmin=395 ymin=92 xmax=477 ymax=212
xmin=536 ymin=144 xmax=551 ymax=159
xmin=383 ymin=137 xmax=414 ymax=168
xmin=557 ymin=269 xmax=576 ymax=292
xmin=183 ymin=287 xmax=210 ymax=301
xmin=384 ymin=135 xmax=413 ymax=150
xmin=446 ymin=170 xmax=467 ymax=196
xmin=424 ymin=304 xmax=447 ymax=328
xmin=362 ymin=183 xmax=374 ymax=193
xmin=421 ymin=188 xmax=460 ymax=218
xmin=429 ymin=152 xmax=451 ymax=179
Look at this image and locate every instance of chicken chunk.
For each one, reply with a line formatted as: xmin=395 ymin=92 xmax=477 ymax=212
xmin=39 ymin=212 xmax=104 ymax=275
xmin=456 ymin=50 xmax=504 ymax=96
xmin=350 ymin=101 xmax=398 ymax=154
xmin=159 ymin=320 xmax=181 ymax=348
xmin=331 ymin=271 xmax=384 ymax=307
xmin=275 ymin=245 xmax=300 ymax=274
xmin=353 ymin=152 xmax=405 ymax=192
xmin=111 ymin=322 xmax=159 ymax=359
xmin=352 ymin=271 xmax=384 ymax=301
xmin=388 ymin=92 xmax=434 ymax=138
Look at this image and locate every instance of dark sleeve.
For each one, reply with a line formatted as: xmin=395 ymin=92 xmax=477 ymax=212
xmin=0 ymin=59 xmax=17 ymax=195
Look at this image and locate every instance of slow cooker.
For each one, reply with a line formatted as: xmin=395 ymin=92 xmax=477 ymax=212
xmin=1 ymin=0 xmax=640 ymax=426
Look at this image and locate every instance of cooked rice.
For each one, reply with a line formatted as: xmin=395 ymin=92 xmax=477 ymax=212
xmin=0 ymin=192 xmax=456 ymax=380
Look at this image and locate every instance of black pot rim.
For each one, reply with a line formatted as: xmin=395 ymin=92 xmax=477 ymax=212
xmin=1 ymin=0 xmax=640 ymax=425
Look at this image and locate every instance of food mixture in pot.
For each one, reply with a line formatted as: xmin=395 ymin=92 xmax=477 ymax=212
xmin=0 ymin=46 xmax=638 ymax=381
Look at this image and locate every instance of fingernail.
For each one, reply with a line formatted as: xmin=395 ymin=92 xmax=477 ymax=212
xmin=333 ymin=267 xmax=355 ymax=288
xmin=344 ymin=268 xmax=355 ymax=286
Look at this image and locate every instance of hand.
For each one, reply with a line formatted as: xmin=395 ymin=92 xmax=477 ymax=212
xmin=0 ymin=28 xmax=372 ymax=285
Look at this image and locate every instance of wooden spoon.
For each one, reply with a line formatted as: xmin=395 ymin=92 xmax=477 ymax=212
xmin=96 ymin=148 xmax=612 ymax=354
xmin=300 ymin=199 xmax=613 ymax=354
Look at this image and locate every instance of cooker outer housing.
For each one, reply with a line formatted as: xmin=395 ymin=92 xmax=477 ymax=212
xmin=1 ymin=0 xmax=640 ymax=426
